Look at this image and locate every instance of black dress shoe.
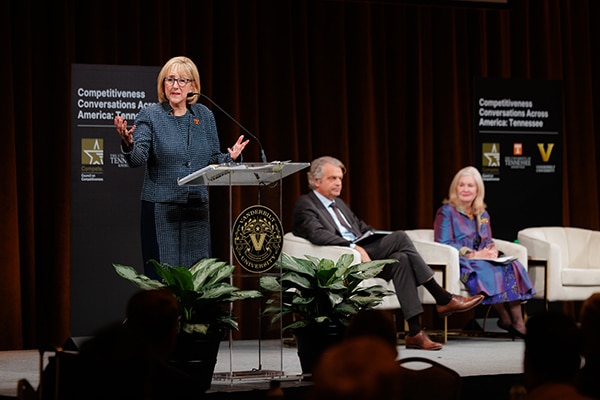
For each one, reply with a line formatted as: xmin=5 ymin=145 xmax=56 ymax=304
xmin=497 ymin=320 xmax=526 ymax=341
xmin=436 ymin=294 xmax=485 ymax=317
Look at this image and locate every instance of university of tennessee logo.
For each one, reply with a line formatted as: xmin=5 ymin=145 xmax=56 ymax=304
xmin=232 ymin=205 xmax=283 ymax=273
xmin=513 ymin=143 xmax=523 ymax=156
xmin=537 ymin=143 xmax=554 ymax=162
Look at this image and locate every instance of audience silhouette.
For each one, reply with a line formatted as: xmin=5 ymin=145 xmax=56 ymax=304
xmin=307 ymin=310 xmax=402 ymax=400
xmin=522 ymin=311 xmax=591 ymax=400
xmin=310 ymin=336 xmax=402 ymax=400
xmin=578 ymin=293 xmax=600 ymax=399
xmin=71 ymin=289 xmax=196 ymax=400
xmin=344 ymin=309 xmax=399 ymax=354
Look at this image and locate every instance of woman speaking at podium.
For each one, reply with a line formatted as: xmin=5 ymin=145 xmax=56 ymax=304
xmin=114 ymin=56 xmax=248 ymax=276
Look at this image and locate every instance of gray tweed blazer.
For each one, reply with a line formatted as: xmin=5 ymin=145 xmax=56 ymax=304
xmin=124 ymin=102 xmax=232 ymax=204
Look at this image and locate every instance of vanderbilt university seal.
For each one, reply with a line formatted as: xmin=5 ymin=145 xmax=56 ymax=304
xmin=232 ymin=205 xmax=284 ymax=273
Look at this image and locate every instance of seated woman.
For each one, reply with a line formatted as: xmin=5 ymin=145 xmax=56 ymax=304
xmin=433 ymin=166 xmax=535 ymax=338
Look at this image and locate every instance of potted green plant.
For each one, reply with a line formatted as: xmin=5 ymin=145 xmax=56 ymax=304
xmin=259 ymin=252 xmax=396 ymax=374
xmin=113 ymin=258 xmax=262 ymax=392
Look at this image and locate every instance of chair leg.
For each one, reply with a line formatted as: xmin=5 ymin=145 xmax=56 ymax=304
xmin=481 ymin=304 xmax=493 ymax=331
xmin=562 ymin=301 xmax=577 ymax=319
xmin=443 ymin=316 xmax=448 ymax=343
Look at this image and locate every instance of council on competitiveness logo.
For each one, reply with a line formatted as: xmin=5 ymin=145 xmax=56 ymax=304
xmin=482 ymin=142 xmax=501 ymax=167
xmin=80 ymin=138 xmax=104 ymax=182
xmin=232 ymin=205 xmax=284 ymax=273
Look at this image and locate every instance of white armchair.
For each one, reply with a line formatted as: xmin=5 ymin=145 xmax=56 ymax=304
xmin=517 ymin=226 xmax=600 ymax=303
xmin=405 ymin=229 xmax=528 ymax=299
xmin=282 ymin=230 xmax=529 ymax=307
xmin=406 ymin=229 xmax=530 ymax=335
xmin=281 ymin=232 xmax=401 ymax=310
xmin=404 ymin=229 xmax=462 ymax=303
xmin=282 ymin=230 xmax=528 ymax=340
xmin=283 ymin=230 xmax=529 ymax=340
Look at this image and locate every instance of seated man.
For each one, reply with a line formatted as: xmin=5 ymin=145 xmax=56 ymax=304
xmin=293 ymin=156 xmax=484 ymax=350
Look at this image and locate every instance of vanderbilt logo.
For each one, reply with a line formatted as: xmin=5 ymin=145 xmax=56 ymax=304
xmin=232 ymin=205 xmax=283 ymax=273
xmin=537 ymin=143 xmax=554 ymax=162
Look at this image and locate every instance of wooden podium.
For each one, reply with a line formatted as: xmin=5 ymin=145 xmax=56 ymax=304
xmin=178 ymin=161 xmax=310 ymax=380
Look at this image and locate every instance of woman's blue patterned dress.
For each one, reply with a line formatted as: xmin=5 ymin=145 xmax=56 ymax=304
xmin=434 ymin=204 xmax=535 ymax=305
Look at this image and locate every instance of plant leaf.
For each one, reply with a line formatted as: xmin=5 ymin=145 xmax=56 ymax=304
xmin=259 ymin=275 xmax=281 ymax=292
xmin=279 ymin=253 xmax=317 ymax=277
xmin=114 ymin=257 xmax=260 ymax=334
xmin=112 ymin=263 xmax=165 ymax=290
xmin=166 ymin=266 xmax=195 ymax=291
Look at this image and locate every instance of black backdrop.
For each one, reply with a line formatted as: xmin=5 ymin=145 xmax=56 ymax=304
xmin=70 ymin=64 xmax=158 ymax=336
xmin=473 ymin=78 xmax=563 ymax=241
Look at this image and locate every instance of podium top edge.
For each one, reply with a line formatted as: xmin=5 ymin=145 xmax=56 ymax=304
xmin=176 ymin=161 xmax=311 ymax=186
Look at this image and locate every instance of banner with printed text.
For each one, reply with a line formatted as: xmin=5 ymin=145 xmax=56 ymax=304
xmin=473 ymin=78 xmax=562 ymax=241
xmin=71 ymin=64 xmax=159 ymax=336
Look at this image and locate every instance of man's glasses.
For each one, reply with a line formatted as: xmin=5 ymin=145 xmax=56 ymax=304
xmin=164 ymin=77 xmax=194 ymax=87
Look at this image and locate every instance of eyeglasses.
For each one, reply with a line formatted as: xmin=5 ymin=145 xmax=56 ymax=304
xmin=164 ymin=77 xmax=194 ymax=87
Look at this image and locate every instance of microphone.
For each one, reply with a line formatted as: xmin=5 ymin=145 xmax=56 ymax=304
xmin=187 ymin=92 xmax=268 ymax=163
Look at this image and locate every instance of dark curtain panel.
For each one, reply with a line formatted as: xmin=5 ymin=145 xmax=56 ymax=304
xmin=2 ymin=0 xmax=599 ymax=350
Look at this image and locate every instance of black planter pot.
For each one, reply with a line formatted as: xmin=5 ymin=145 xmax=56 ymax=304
xmin=293 ymin=323 xmax=346 ymax=375
xmin=169 ymin=329 xmax=225 ymax=393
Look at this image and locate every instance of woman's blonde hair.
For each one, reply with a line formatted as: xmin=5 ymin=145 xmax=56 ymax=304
xmin=444 ymin=166 xmax=487 ymax=215
xmin=156 ymin=56 xmax=201 ymax=104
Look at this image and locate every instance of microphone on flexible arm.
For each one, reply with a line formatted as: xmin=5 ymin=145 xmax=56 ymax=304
xmin=187 ymin=92 xmax=268 ymax=163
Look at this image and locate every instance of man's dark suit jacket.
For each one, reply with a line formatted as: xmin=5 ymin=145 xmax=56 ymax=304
xmin=292 ymin=191 xmax=371 ymax=247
